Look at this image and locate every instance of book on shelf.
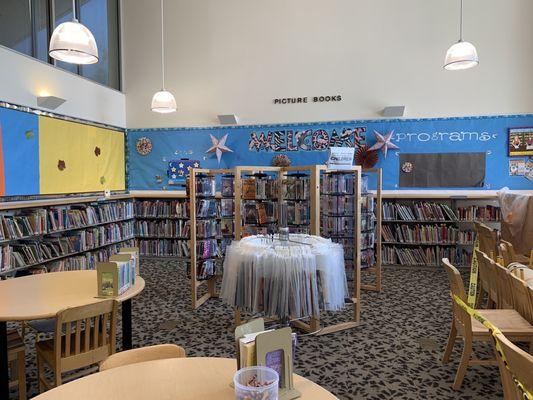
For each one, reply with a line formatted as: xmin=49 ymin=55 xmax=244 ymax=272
xmin=136 ymin=220 xmax=190 ymax=238
xmin=283 ymin=176 xmax=309 ymax=200
xmin=221 ymin=175 xmax=234 ymax=197
xmin=139 ymin=239 xmax=190 ymax=257
xmin=321 ymin=172 xmax=355 ymax=194
xmin=382 ymin=202 xmax=457 ymax=221
xmin=135 ymin=200 xmax=189 ymax=218
xmin=196 ymin=219 xmax=220 ymax=238
xmin=382 ymin=245 xmax=472 ymax=267
xmin=195 ymin=175 xmax=217 ymax=197
xmin=456 ymin=205 xmax=501 ymax=221
xmin=242 ymin=178 xmax=257 ymax=200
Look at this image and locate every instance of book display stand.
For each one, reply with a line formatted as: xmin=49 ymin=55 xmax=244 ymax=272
xmin=317 ymin=165 xmax=362 ymax=333
xmin=360 ymin=168 xmax=382 ymax=292
xmin=189 ymin=168 xmax=235 ymax=309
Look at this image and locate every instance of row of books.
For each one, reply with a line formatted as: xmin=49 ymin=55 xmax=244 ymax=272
xmin=382 ymin=246 xmax=472 ymax=267
xmin=321 ymin=172 xmax=355 ymax=195
xmin=320 ymin=196 xmax=354 ymax=215
xmin=196 ymin=239 xmax=222 ymax=260
xmin=135 ymin=200 xmax=189 ymax=218
xmin=46 ymin=242 xmax=135 ymax=273
xmin=381 ymin=224 xmax=471 ymax=244
xmin=221 ymin=175 xmax=235 ymax=197
xmin=283 ymin=176 xmax=310 ymax=200
xmin=321 ymin=217 xmax=354 ymax=236
xmin=1 ymin=224 xmax=134 ymax=272
xmin=136 ymin=220 xmax=190 ymax=238
xmin=138 ymin=239 xmax=190 ymax=257
xmin=243 ymin=202 xmax=278 ymax=225
xmin=382 ymin=202 xmax=457 ymax=221
xmin=197 ymin=220 xmax=219 ymax=238
xmin=197 ymin=199 xmax=219 ymax=218
xmin=195 ymin=259 xmax=222 ymax=280
xmin=0 ymin=201 xmax=134 ymax=241
xmin=283 ymin=202 xmax=310 ymax=226
xmin=242 ymin=177 xmax=279 ymax=200
xmin=194 ymin=175 xmax=217 ymax=197
xmin=456 ymin=205 xmax=501 ymax=221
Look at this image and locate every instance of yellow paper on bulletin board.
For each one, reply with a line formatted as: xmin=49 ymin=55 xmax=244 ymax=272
xmin=39 ymin=116 xmax=125 ymax=194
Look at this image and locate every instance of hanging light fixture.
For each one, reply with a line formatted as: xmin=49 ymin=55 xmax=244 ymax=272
xmin=49 ymin=0 xmax=98 ymax=64
xmin=151 ymin=0 xmax=177 ymax=113
xmin=444 ymin=0 xmax=478 ymax=70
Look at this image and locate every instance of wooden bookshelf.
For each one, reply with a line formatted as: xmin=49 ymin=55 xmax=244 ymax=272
xmin=0 ymin=197 xmax=135 ymax=277
xmin=381 ymin=197 xmax=501 ymax=268
xmin=189 ymin=168 xmax=234 ymax=309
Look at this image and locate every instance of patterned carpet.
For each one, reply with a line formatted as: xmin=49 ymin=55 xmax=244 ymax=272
xmin=11 ymin=259 xmax=502 ymax=399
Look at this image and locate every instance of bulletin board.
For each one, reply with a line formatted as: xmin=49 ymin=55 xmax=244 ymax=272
xmin=0 ymin=106 xmax=125 ymax=196
xmin=127 ymin=114 xmax=533 ymax=191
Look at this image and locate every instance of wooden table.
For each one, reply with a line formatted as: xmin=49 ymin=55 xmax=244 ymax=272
xmin=0 ymin=270 xmax=145 ymax=399
xmin=33 ymin=357 xmax=338 ymax=399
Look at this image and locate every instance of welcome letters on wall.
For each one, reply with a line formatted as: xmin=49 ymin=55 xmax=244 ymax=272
xmin=248 ymin=127 xmax=366 ymax=152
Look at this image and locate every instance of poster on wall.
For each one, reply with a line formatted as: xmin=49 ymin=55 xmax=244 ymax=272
xmin=508 ymin=127 xmax=533 ymax=156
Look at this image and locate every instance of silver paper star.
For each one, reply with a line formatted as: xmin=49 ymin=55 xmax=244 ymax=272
xmin=368 ymin=130 xmax=399 ymax=158
xmin=205 ymin=134 xmax=233 ymax=164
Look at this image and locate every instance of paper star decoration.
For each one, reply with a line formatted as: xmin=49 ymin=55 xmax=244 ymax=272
xmin=206 ymin=134 xmax=233 ymax=164
xmin=368 ymin=130 xmax=399 ymax=158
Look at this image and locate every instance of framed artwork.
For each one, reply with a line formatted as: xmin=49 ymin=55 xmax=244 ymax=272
xmin=508 ymin=127 xmax=533 ymax=156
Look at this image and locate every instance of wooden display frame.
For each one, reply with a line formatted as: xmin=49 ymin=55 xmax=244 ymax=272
xmin=315 ymin=165 xmax=362 ymax=334
xmin=360 ymin=168 xmax=383 ymax=292
xmin=189 ymin=168 xmax=234 ymax=309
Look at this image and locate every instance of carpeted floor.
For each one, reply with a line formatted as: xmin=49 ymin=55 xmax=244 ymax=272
xmin=12 ymin=259 xmax=502 ymax=399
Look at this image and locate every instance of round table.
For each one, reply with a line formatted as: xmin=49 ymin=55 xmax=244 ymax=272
xmin=0 ymin=270 xmax=145 ymax=398
xmin=32 ymin=357 xmax=338 ymax=400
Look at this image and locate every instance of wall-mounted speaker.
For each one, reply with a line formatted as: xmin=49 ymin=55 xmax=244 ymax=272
xmin=382 ymin=106 xmax=405 ymax=118
xmin=217 ymin=114 xmax=239 ymax=125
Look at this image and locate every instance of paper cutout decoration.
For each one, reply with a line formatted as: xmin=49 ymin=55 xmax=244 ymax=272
xmin=136 ymin=137 xmax=152 ymax=155
xmin=94 ymin=146 xmax=101 ymax=156
xmin=401 ymin=162 xmax=413 ymax=173
xmin=355 ymin=145 xmax=378 ymax=169
xmin=57 ymin=160 xmax=66 ymax=171
xmin=100 ymin=176 xmax=106 ymax=184
xmin=167 ymin=158 xmax=200 ymax=184
xmin=25 ymin=130 xmax=34 ymax=139
xmin=205 ymin=134 xmax=233 ymax=164
xmin=271 ymin=154 xmax=291 ymax=167
xmin=368 ymin=130 xmax=399 ymax=158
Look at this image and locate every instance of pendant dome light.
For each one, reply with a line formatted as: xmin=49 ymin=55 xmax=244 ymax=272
xmin=444 ymin=0 xmax=478 ymax=70
xmin=49 ymin=0 xmax=98 ymax=64
xmin=151 ymin=0 xmax=177 ymax=113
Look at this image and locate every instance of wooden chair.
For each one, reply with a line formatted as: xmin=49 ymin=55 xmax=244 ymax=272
xmin=8 ymin=329 xmax=26 ymax=400
xmin=441 ymin=258 xmax=533 ymax=390
xmin=492 ymin=258 xmax=514 ymax=310
xmin=100 ymin=344 xmax=186 ymax=371
xmin=476 ymin=250 xmax=498 ymax=309
xmin=493 ymin=332 xmax=533 ymax=400
xmin=500 ymin=240 xmax=530 ymax=266
xmin=36 ymin=300 xmax=118 ymax=392
xmin=508 ymin=273 xmax=533 ymax=325
xmin=474 ymin=222 xmax=499 ymax=261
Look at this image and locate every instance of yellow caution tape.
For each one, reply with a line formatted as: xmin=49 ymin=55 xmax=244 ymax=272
xmin=452 ymin=294 xmax=533 ymax=399
xmin=467 ymin=239 xmax=480 ymax=307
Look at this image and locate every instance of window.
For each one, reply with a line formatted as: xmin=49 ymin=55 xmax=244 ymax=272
xmin=0 ymin=0 xmax=121 ymax=90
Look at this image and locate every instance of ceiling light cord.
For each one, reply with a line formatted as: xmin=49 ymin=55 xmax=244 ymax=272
xmin=459 ymin=0 xmax=463 ymax=42
xmin=160 ymin=0 xmax=165 ymax=90
xmin=72 ymin=0 xmax=78 ymax=22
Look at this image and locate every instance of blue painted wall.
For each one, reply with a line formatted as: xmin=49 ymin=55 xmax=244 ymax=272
xmin=127 ymin=114 xmax=533 ymax=191
xmin=0 ymin=107 xmax=40 ymax=195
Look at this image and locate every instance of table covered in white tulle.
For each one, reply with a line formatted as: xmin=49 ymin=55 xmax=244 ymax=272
xmin=220 ymin=234 xmax=348 ymax=319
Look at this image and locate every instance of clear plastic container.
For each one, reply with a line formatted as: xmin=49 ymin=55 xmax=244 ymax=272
xmin=234 ymin=366 xmax=279 ymax=400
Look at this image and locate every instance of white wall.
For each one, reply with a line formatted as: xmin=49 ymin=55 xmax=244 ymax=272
xmin=0 ymin=46 xmax=126 ymax=127
xmin=122 ymin=0 xmax=533 ymax=129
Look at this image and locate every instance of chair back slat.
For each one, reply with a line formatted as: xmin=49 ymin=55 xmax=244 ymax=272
xmin=93 ymin=314 xmax=100 ymax=348
xmin=491 ymin=258 xmax=513 ymax=309
xmin=509 ymin=274 xmax=532 ymax=324
xmin=494 ymin=333 xmax=533 ymax=399
xmin=477 ymin=250 xmax=499 ymax=308
xmin=441 ymin=258 xmax=472 ymax=336
xmin=54 ymin=300 xmax=117 ymax=372
xmin=475 ymin=222 xmax=498 ymax=261
xmin=84 ymin=318 xmax=91 ymax=353
xmin=64 ymin=322 xmax=71 ymax=358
